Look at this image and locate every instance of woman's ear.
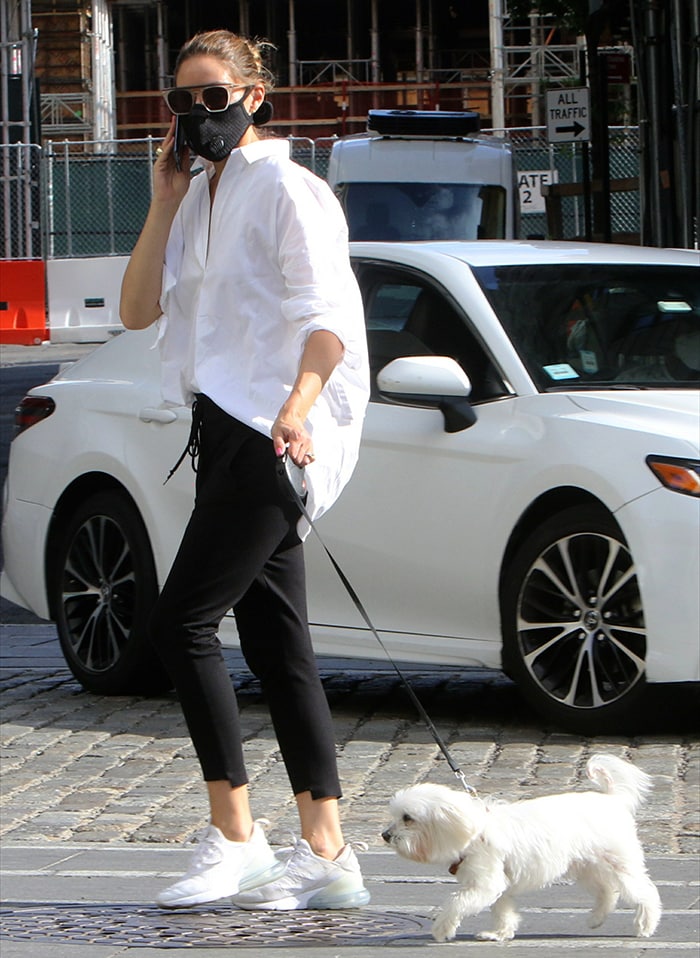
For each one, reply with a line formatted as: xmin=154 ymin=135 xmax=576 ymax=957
xmin=246 ymin=83 xmax=266 ymax=116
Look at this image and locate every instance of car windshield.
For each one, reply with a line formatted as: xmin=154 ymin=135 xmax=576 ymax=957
xmin=473 ymin=263 xmax=700 ymax=390
xmin=342 ymin=182 xmax=506 ymax=241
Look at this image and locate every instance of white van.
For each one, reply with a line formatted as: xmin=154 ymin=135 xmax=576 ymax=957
xmin=326 ymin=110 xmax=518 ymax=241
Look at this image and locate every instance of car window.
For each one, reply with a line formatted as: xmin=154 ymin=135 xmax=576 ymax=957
xmin=354 ymin=265 xmax=507 ymax=403
xmin=369 ymin=283 xmax=422 ymax=330
xmin=473 ymin=264 xmax=700 ymax=390
xmin=342 ymin=182 xmax=507 ymax=241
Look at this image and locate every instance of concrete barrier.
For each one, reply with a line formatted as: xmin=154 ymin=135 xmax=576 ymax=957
xmin=47 ymin=255 xmax=129 ymax=343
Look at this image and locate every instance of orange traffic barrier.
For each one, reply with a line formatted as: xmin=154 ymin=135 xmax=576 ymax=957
xmin=0 ymin=259 xmax=48 ymax=345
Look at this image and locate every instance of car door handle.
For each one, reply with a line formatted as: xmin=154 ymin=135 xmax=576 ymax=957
xmin=139 ymin=407 xmax=178 ymax=424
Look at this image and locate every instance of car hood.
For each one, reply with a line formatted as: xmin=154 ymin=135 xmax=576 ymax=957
xmin=564 ymin=390 xmax=700 ymax=452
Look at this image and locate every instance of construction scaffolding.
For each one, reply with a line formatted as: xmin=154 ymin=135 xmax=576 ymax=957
xmin=488 ymin=0 xmax=583 ymax=130
xmin=1 ymin=0 xmax=40 ymax=260
xmin=4 ymin=1 xmax=697 ymax=250
xmin=0 ymin=0 xmax=117 ymax=146
xmin=1 ymin=0 xmax=36 ymax=145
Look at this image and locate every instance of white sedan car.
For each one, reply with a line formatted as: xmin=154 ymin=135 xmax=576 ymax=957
xmin=3 ymin=241 xmax=699 ymax=733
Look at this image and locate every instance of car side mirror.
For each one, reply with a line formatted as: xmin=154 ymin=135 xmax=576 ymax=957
xmin=376 ymin=356 xmax=477 ymax=432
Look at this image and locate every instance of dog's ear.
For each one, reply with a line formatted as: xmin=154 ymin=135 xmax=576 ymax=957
xmin=438 ymin=794 xmax=483 ymax=842
xmin=421 ymin=791 xmax=485 ymax=864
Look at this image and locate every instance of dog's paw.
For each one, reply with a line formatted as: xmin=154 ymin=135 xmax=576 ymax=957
xmin=633 ymin=899 xmax=661 ymax=938
xmin=475 ymin=929 xmax=514 ymax=942
xmin=431 ymin=916 xmax=458 ymax=942
xmin=635 ymin=914 xmax=660 ymax=938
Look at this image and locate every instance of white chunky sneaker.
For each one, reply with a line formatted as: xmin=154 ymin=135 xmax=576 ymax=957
xmin=156 ymin=822 xmax=285 ymax=909
xmin=232 ymin=838 xmax=370 ymax=911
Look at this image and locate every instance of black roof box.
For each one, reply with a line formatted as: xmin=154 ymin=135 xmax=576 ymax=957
xmin=367 ymin=109 xmax=481 ymax=137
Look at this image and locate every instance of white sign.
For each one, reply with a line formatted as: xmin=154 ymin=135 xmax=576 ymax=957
xmin=518 ymin=169 xmax=559 ymax=214
xmin=545 ymin=87 xmax=591 ymax=142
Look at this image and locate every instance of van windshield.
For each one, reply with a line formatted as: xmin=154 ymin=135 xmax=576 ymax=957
xmin=341 ymin=182 xmax=506 ymax=241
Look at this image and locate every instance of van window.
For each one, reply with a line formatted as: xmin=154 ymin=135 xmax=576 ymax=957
xmin=341 ymin=182 xmax=507 ymax=241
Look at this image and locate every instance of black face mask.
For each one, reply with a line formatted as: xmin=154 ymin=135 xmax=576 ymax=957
xmin=181 ymin=98 xmax=253 ymax=162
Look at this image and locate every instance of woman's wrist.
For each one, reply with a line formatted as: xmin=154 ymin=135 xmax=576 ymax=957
xmin=280 ymin=392 xmax=311 ymax=424
xmin=149 ymin=195 xmax=182 ymax=220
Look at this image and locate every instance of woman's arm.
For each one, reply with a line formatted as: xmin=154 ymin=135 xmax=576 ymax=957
xmin=120 ymin=119 xmax=190 ymax=330
xmin=271 ymin=329 xmax=345 ymax=464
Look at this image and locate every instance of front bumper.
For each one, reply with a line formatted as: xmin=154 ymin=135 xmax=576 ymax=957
xmin=617 ymin=485 xmax=700 ymax=683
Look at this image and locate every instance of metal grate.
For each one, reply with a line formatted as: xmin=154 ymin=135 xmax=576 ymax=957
xmin=0 ymin=903 xmax=429 ymax=948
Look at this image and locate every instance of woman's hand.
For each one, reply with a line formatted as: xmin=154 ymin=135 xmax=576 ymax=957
xmin=271 ymin=403 xmax=315 ymax=467
xmin=271 ymin=330 xmax=345 ymax=466
xmin=153 ymin=116 xmax=191 ymax=205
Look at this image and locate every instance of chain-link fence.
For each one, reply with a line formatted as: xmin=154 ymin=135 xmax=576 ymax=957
xmin=44 ymin=138 xmax=159 ymax=258
xmin=1 ymin=128 xmax=642 ymax=262
xmin=507 ymin=126 xmax=640 ymax=240
xmin=1 ymin=143 xmax=43 ymax=259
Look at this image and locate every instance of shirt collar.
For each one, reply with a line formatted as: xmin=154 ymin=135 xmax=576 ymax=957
xmin=237 ymin=137 xmax=290 ymax=165
xmin=197 ymin=138 xmax=289 ymax=182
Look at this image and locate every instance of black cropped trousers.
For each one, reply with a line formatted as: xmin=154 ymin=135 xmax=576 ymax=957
xmin=149 ymin=394 xmax=341 ymax=800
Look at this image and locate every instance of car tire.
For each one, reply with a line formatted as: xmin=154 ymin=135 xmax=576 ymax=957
xmin=51 ymin=490 xmax=171 ymax=695
xmin=502 ymin=505 xmax=647 ymax=733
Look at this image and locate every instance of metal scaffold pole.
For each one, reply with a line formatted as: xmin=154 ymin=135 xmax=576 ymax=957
xmin=1 ymin=0 xmax=39 ymax=260
xmin=1 ymin=0 xmax=34 ymax=147
xmin=488 ymin=0 xmax=505 ymax=130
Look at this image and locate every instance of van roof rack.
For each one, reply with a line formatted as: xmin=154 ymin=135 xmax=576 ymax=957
xmin=367 ymin=109 xmax=481 ymax=137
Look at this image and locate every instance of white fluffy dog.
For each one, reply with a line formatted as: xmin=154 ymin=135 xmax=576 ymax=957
xmin=382 ymin=754 xmax=661 ymax=942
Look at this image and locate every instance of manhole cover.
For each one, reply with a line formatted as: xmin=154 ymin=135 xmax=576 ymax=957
xmin=0 ymin=903 xmax=429 ymax=948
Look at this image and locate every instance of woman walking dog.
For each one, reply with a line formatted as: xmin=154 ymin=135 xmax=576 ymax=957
xmin=120 ymin=29 xmax=370 ymax=911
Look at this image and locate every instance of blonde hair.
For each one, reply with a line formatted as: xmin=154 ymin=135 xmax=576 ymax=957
xmin=175 ymin=30 xmax=275 ymax=92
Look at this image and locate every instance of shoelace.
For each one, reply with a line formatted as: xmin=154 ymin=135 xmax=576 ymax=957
xmin=349 ymin=841 xmax=369 ymax=854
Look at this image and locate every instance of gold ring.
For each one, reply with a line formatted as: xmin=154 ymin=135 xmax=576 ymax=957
xmin=156 ymin=147 xmax=164 ymax=156
xmin=306 ymin=453 xmax=316 ymax=462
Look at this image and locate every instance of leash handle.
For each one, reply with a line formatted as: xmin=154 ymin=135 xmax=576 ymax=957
xmin=283 ymin=461 xmax=476 ymax=795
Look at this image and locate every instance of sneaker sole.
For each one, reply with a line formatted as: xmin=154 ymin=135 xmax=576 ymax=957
xmin=157 ymin=859 xmax=286 ymax=910
xmin=236 ymin=885 xmax=371 ymax=911
xmin=239 ymin=858 xmax=287 ymax=893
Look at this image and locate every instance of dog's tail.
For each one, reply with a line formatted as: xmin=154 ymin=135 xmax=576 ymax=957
xmin=585 ymin=753 xmax=652 ymax=815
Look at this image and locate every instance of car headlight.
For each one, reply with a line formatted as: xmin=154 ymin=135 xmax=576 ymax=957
xmin=646 ymin=455 xmax=700 ymax=497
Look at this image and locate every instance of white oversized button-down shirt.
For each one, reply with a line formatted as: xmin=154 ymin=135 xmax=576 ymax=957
xmin=157 ymin=138 xmax=370 ymax=534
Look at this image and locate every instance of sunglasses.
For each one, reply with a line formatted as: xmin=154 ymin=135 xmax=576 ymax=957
xmin=162 ymin=84 xmax=250 ymax=115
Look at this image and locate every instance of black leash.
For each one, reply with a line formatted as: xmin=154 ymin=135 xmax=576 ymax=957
xmin=278 ymin=452 xmax=476 ymax=795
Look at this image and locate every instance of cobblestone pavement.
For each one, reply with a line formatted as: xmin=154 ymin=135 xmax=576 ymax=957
xmin=1 ymin=624 xmax=698 ymax=854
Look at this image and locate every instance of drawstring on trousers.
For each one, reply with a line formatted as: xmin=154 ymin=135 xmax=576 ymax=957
xmin=164 ymin=397 xmax=202 ymax=485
